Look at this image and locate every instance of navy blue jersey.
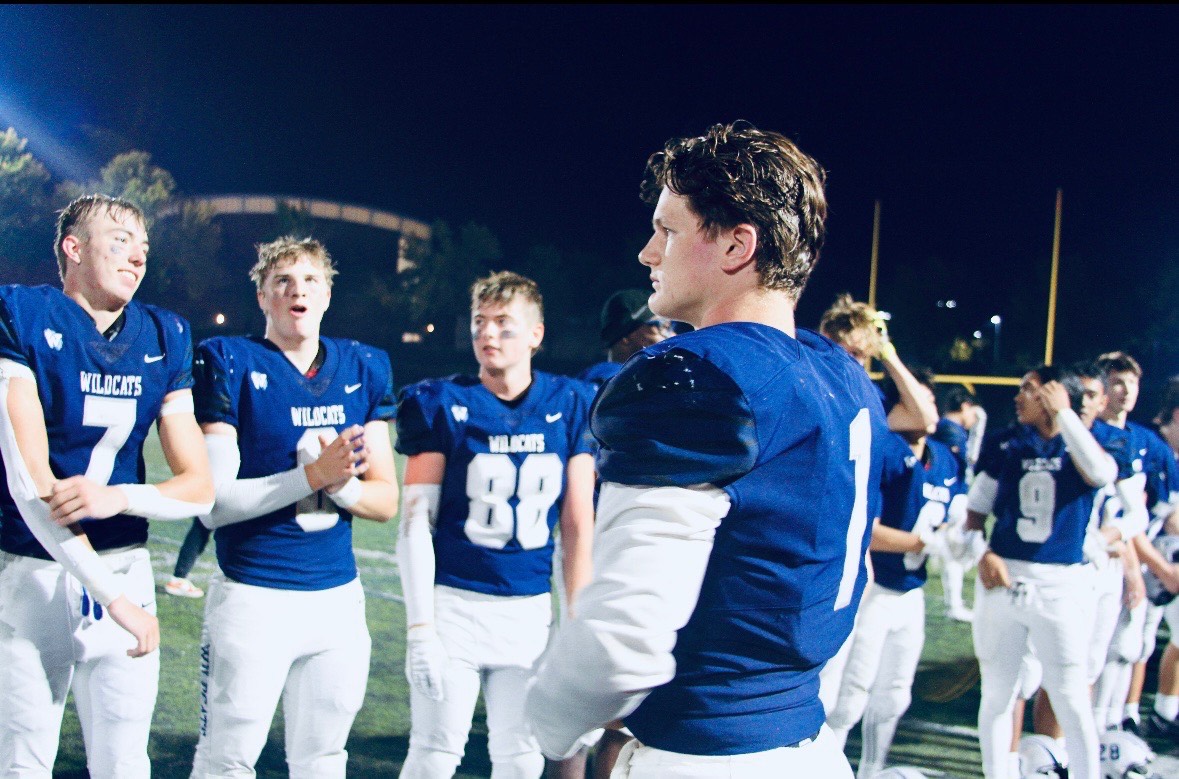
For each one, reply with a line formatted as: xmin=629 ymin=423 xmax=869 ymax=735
xmin=577 ymin=361 xmax=622 ymax=391
xmin=594 ymin=324 xmax=888 ymax=755
xmin=872 ymin=436 xmax=966 ymax=593
xmin=1125 ymin=421 xmax=1179 ymax=513
xmin=932 ymin=417 xmax=970 ymax=481
xmin=979 ymin=422 xmax=1127 ymax=564
xmin=0 ymin=285 xmax=193 ymax=558
xmin=195 ymin=336 xmax=394 ymax=590
xmin=395 ymin=371 xmax=595 ymax=596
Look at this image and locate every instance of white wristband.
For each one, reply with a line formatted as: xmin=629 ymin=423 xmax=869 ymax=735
xmin=329 ymin=477 xmax=363 ymax=509
xmin=117 ymin=483 xmax=214 ymax=521
xmin=159 ymin=393 xmax=194 ymax=417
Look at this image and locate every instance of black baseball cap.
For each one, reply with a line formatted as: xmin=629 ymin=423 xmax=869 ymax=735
xmin=600 ymin=289 xmax=656 ymax=347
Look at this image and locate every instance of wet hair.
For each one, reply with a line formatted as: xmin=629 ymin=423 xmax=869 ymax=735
xmin=470 ymin=270 xmax=544 ymax=322
xmin=641 ymin=121 xmax=827 ymax=298
xmin=54 ymin=194 xmax=146 ymax=280
xmin=939 ymin=385 xmax=977 ymax=415
xmin=1094 ymin=351 xmax=1143 ymax=379
xmin=883 ymin=366 xmax=936 ymax=415
xmin=819 ymin=294 xmax=882 ymax=360
xmin=1028 ymin=363 xmax=1085 ymax=415
xmin=250 ymin=236 xmax=338 ymax=290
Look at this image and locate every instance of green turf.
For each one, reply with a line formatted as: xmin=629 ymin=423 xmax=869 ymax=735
xmin=46 ymin=430 xmax=1179 ymax=777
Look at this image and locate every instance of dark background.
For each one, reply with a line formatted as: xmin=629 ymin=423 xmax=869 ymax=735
xmin=1 ymin=5 xmax=1176 ymax=424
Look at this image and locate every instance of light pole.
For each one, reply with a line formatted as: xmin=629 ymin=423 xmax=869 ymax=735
xmin=990 ymin=315 xmax=1002 ymax=365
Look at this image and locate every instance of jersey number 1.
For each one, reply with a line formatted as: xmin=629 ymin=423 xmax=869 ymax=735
xmin=465 ymin=453 xmax=563 ymax=550
xmin=836 ymin=409 xmax=872 ymax=610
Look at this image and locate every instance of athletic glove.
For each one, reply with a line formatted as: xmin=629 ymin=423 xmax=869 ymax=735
xmin=917 ymin=525 xmax=953 ymax=563
xmin=946 ymin=526 xmax=988 ymax=567
xmin=405 ymin=624 xmax=449 ymax=701
xmin=872 ymin=311 xmax=897 ymax=362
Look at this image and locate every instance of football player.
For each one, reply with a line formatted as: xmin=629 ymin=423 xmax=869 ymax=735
xmin=932 ymin=385 xmax=985 ymax=623
xmin=0 ymin=195 xmax=214 ymax=776
xmin=395 ymin=271 xmax=595 ymax=778
xmin=826 ymin=371 xmax=966 ymax=778
xmin=189 ymin=237 xmax=399 ymax=778
xmin=578 ymin=289 xmax=674 ymax=391
xmin=963 ymin=365 xmax=1119 ymax=779
xmin=526 ymin=121 xmax=887 ymax=777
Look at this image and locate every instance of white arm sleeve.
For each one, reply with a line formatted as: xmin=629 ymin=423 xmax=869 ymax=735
xmin=0 ymin=360 xmax=123 ymax=606
xmin=1109 ymin=474 xmax=1150 ymax=540
xmin=397 ymin=484 xmax=440 ymax=628
xmin=115 ymin=483 xmax=213 ymax=521
xmin=967 ymin=406 xmax=987 ymax=467
xmin=1057 ymin=408 xmax=1117 ymax=487
xmin=198 ymin=433 xmax=314 ymax=530
xmin=525 ymin=482 xmax=730 ymax=760
xmin=967 ymin=471 xmax=999 ymax=516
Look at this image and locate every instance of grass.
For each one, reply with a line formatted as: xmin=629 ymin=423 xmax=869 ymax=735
xmin=46 ymin=430 xmax=1179 ymax=777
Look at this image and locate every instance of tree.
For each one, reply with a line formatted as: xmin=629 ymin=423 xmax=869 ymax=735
xmin=399 ymin=221 xmax=501 ymax=350
xmin=0 ymin=128 xmax=55 ymax=285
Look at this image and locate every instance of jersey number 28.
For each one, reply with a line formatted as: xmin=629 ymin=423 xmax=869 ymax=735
xmin=465 ymin=453 xmax=563 ymax=550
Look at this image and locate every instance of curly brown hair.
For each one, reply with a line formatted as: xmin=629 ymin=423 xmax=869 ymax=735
xmin=641 ymin=121 xmax=827 ymax=299
xmin=250 ymin=236 xmax=338 ymax=290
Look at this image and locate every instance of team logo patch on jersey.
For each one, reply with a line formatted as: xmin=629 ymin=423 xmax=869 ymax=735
xmin=451 ymin=405 xmax=468 ymax=422
xmin=43 ymin=328 xmax=63 ymax=350
xmin=545 ymin=412 xmax=562 ymax=423
xmin=251 ymin=371 xmax=268 ymax=390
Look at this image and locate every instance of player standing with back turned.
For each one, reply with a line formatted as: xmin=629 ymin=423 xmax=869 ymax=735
xmin=526 ymin=121 xmax=887 ymax=777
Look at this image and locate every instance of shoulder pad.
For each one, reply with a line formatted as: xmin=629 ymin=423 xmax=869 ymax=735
xmin=593 ymin=347 xmax=756 ymax=487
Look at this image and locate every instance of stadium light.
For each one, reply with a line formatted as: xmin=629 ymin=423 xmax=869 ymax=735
xmin=426 ymin=323 xmax=435 ymax=333
xmin=990 ymin=315 xmax=1002 ymax=364
xmin=214 ymin=313 xmax=226 ymax=326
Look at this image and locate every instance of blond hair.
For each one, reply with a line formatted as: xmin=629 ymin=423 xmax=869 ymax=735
xmin=470 ymin=270 xmax=544 ymax=322
xmin=819 ymin=293 xmax=882 ymax=360
xmin=250 ymin=236 xmax=338 ymax=290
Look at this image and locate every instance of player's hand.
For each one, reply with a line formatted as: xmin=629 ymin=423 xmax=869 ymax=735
xmin=872 ymin=311 xmax=897 ymax=362
xmin=1037 ymin=381 xmax=1071 ymax=417
xmin=1124 ymin=566 xmax=1146 ymax=609
xmin=946 ymin=526 xmax=988 ymax=567
xmin=106 ymin=595 xmax=160 ymax=658
xmin=918 ymin=526 xmax=953 ymax=562
xmin=48 ymin=476 xmax=129 ymax=525
xmin=304 ymin=425 xmax=368 ymax=492
xmin=405 ymin=624 xmax=448 ymax=701
xmin=977 ymin=550 xmax=1011 ymax=590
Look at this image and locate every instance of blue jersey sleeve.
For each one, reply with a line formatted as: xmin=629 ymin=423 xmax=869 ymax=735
xmin=879 ymin=432 xmax=913 ymax=490
xmin=0 ymin=291 xmax=25 ymax=365
xmin=193 ymin=339 xmax=239 ymax=427
xmin=975 ymin=427 xmax=1009 ymax=479
xmin=149 ymin=307 xmax=195 ymax=395
xmin=395 ymin=381 xmax=453 ymax=456
xmin=357 ymin=342 xmax=395 ymax=422
xmin=593 ymin=347 xmax=756 ymax=488
xmin=567 ymin=380 xmax=596 ymax=458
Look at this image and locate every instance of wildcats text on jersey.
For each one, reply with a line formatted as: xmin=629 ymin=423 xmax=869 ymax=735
xmin=488 ymin=433 xmax=546 ymax=454
xmin=290 ymin=404 xmax=347 ymax=427
xmin=79 ymin=371 xmax=143 ymax=397
xmin=1023 ymin=456 xmax=1062 ymax=473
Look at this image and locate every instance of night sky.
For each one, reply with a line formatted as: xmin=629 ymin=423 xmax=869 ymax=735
xmin=1 ymin=5 xmax=1177 ymax=389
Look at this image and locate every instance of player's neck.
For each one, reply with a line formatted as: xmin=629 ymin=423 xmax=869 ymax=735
xmin=267 ymin=331 xmax=322 ymax=375
xmin=904 ymin=434 xmax=927 ymax=458
xmin=696 ymin=288 xmax=796 ymax=335
xmin=1034 ymin=417 xmax=1061 ymax=441
xmin=480 ymin=362 xmax=533 ymax=401
xmin=1102 ymin=410 xmax=1128 ymax=429
xmin=63 ymin=283 xmax=126 ymax=335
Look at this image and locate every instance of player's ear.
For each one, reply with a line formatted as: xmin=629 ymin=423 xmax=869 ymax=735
xmin=60 ymin=235 xmax=83 ymax=267
xmin=530 ymin=320 xmax=545 ymax=351
xmin=719 ymin=223 xmax=757 ymax=274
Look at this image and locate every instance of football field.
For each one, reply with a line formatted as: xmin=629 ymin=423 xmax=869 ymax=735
xmin=47 ymin=430 xmax=1179 ymax=777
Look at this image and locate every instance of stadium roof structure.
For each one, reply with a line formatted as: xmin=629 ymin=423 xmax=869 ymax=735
xmin=190 ymin=194 xmax=430 ymax=238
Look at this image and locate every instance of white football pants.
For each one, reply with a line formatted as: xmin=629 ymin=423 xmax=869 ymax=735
xmin=827 ymin=585 xmax=924 ymax=778
xmin=400 ymin=585 xmax=550 ymax=779
xmin=608 ymin=725 xmax=852 ymax=778
xmin=1088 ymin=559 xmax=1124 ymax=684
xmin=973 ymin=561 xmax=1099 ymax=779
xmin=190 ymin=575 xmax=371 ymax=779
xmin=0 ymin=547 xmax=159 ymax=779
